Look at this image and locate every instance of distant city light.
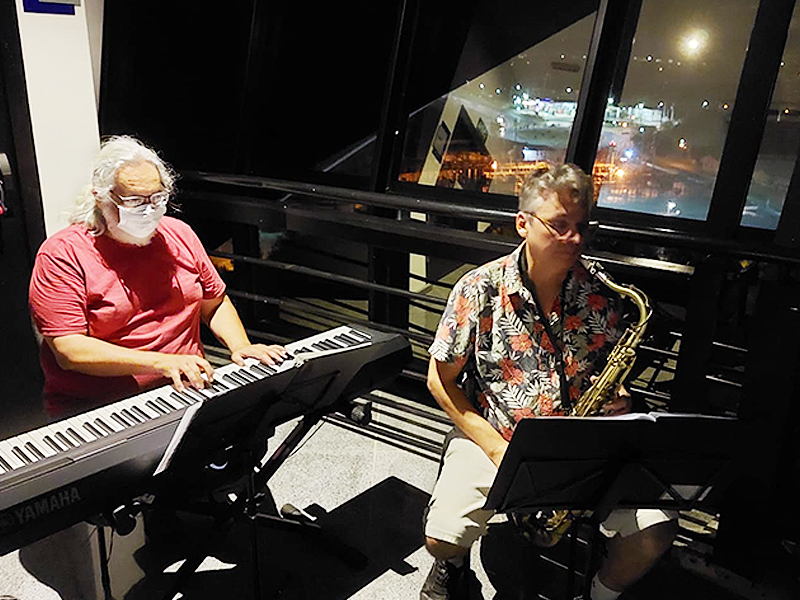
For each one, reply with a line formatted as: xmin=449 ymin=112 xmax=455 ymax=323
xmin=785 ymin=108 xmax=790 ymax=114
xmin=479 ymin=83 xmax=485 ymax=89
xmin=491 ymin=161 xmax=498 ymax=170
xmin=624 ymin=149 xmax=634 ymax=159
xmin=560 ymin=54 xmax=565 ymax=59
xmin=495 ymin=88 xmax=502 ymax=95
xmin=646 ymin=55 xmax=653 ymax=62
xmin=639 ymin=127 xmax=645 ymax=133
xmin=515 ymin=84 xmax=521 ymax=90
xmin=678 ymin=138 xmax=687 ymax=150
xmin=680 ymin=29 xmax=710 ymax=58
xmin=702 ymin=100 xmax=709 ymax=108
xmin=722 ymin=103 xmax=729 ymax=110
xmin=565 ymin=87 xmax=573 ymax=94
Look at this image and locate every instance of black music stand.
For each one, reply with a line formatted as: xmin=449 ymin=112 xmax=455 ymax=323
xmin=484 ymin=413 xmax=740 ymax=600
xmin=152 ymin=337 xmax=410 ymax=600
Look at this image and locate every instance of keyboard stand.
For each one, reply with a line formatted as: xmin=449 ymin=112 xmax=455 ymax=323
xmin=158 ymin=368 xmax=368 ymax=600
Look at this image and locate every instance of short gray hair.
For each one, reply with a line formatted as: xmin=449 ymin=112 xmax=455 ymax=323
xmin=518 ymin=163 xmax=594 ymax=215
xmin=68 ymin=135 xmax=176 ymax=235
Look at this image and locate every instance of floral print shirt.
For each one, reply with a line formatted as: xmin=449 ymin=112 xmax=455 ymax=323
xmin=429 ymin=243 xmax=624 ymax=440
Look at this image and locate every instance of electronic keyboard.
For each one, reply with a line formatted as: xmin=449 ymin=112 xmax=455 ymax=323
xmin=0 ymin=324 xmax=409 ymax=554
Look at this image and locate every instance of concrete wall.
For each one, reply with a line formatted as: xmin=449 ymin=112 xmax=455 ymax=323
xmin=15 ymin=0 xmax=101 ymax=236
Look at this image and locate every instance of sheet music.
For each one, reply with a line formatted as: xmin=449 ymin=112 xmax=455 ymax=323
xmin=541 ymin=411 xmax=736 ymax=422
xmin=153 ymin=401 xmax=203 ymax=476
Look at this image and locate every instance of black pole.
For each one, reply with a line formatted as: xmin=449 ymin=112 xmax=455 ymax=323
xmin=566 ymin=0 xmax=644 ymax=173
xmin=704 ymin=0 xmax=796 ymax=239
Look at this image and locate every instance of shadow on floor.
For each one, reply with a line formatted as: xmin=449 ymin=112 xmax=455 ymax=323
xmin=122 ymin=475 xmax=429 ymax=600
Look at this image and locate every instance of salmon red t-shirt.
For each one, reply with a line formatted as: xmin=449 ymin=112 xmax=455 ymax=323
xmin=29 ymin=217 xmax=226 ymax=414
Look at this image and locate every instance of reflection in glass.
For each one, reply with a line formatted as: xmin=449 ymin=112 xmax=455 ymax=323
xmin=741 ymin=6 xmax=800 ymax=230
xmin=399 ymin=14 xmax=597 ymax=196
xmin=595 ymin=0 xmax=759 ymax=222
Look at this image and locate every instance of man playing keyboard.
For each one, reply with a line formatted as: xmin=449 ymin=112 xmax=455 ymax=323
xmin=29 ymin=135 xmax=287 ymax=418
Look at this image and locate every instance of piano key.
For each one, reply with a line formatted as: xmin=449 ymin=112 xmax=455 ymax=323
xmin=120 ymin=407 xmax=148 ymax=425
xmin=129 ymin=405 xmax=154 ymax=421
xmin=25 ymin=442 xmax=47 ymax=461
xmin=182 ymin=388 xmax=209 ymax=403
xmin=347 ymin=328 xmax=371 ymax=340
xmin=170 ymin=391 xmax=195 ymax=406
xmin=110 ymin=413 xmax=131 ymax=429
xmin=65 ymin=428 xmax=87 ymax=445
xmin=55 ymin=432 xmax=77 ymax=449
xmin=122 ymin=408 xmax=143 ymax=424
xmin=251 ymin=363 xmax=274 ymax=376
xmin=43 ymin=436 xmax=66 ymax=454
xmin=93 ymin=418 xmax=116 ymax=436
xmin=0 ymin=446 xmax=26 ymax=470
xmin=12 ymin=446 xmax=34 ymax=465
xmin=234 ymin=368 xmax=258 ymax=383
xmin=335 ymin=333 xmax=361 ymax=346
xmin=82 ymin=421 xmax=105 ymax=439
xmin=154 ymin=396 xmax=180 ymax=411
xmin=0 ymin=454 xmax=11 ymax=473
xmin=21 ymin=431 xmax=58 ymax=458
xmin=146 ymin=399 xmax=169 ymax=416
xmin=179 ymin=389 xmax=203 ymax=404
xmin=17 ymin=433 xmax=55 ymax=460
xmin=93 ymin=408 xmax=125 ymax=433
xmin=223 ymin=372 xmax=248 ymax=387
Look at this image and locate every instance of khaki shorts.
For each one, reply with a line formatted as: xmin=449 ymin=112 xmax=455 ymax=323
xmin=424 ymin=433 xmax=677 ymax=547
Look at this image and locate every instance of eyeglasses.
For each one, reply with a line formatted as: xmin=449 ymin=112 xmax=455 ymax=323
xmin=110 ymin=190 xmax=170 ymax=209
xmin=523 ymin=211 xmax=597 ymax=240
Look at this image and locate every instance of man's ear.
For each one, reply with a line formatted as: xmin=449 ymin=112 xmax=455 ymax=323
xmin=515 ymin=212 xmax=529 ymax=239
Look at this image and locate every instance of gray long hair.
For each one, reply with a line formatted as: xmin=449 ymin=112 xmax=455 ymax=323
xmin=518 ymin=163 xmax=594 ymax=216
xmin=68 ymin=135 xmax=176 ymax=235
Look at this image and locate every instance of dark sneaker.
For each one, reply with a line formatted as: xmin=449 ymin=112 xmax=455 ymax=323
xmin=420 ymin=558 xmax=482 ymax=600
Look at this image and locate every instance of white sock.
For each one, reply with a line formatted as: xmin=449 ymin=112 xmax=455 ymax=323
xmin=590 ymin=574 xmax=621 ymax=600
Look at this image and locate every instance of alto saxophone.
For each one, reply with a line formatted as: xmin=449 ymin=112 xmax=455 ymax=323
xmin=515 ymin=258 xmax=653 ymax=547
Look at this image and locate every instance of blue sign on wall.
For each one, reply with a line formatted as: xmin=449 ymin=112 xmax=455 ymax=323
xmin=23 ymin=0 xmax=76 ymax=15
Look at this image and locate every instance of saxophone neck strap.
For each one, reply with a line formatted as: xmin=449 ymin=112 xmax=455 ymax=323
xmin=518 ymin=250 xmax=572 ymax=412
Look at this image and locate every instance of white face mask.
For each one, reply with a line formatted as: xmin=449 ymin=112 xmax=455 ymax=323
xmin=116 ymin=202 xmax=166 ymax=239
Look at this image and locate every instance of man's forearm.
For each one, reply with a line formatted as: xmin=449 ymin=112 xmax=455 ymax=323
xmin=48 ymin=334 xmax=167 ymax=376
xmin=428 ymin=357 xmax=508 ymax=466
xmin=202 ymin=295 xmax=251 ymax=353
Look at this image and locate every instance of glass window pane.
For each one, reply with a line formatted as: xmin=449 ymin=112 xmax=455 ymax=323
xmin=741 ymin=6 xmax=800 ymax=230
xmin=594 ymin=0 xmax=759 ymax=221
xmin=399 ymin=11 xmax=598 ymax=196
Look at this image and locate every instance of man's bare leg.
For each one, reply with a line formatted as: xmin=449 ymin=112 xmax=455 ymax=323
xmin=595 ymin=520 xmax=678 ymax=595
xmin=425 ymin=537 xmax=471 ymax=562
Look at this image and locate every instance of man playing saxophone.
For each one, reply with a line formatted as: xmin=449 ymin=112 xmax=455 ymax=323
xmin=420 ymin=164 xmax=677 ymax=600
